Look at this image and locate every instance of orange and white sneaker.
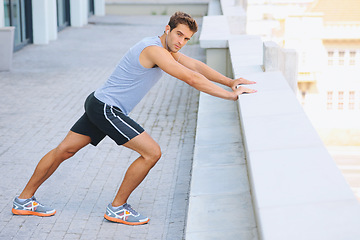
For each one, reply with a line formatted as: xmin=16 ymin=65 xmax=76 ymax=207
xmin=104 ymin=203 xmax=149 ymax=225
xmin=12 ymin=196 xmax=56 ymax=217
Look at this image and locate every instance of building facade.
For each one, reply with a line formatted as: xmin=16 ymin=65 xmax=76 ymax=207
xmin=0 ymin=0 xmax=105 ymax=51
xmin=247 ymin=0 xmax=360 ymax=145
xmin=287 ymin=0 xmax=360 ymax=145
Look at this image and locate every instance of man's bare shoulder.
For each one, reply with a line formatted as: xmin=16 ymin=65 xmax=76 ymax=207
xmin=140 ymin=46 xmax=173 ymax=68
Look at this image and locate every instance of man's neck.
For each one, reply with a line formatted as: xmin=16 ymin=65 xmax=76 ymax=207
xmin=159 ymin=34 xmax=171 ymax=52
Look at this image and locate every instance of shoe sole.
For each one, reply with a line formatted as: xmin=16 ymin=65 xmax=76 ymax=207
xmin=104 ymin=214 xmax=149 ymax=225
xmin=12 ymin=208 xmax=56 ymax=217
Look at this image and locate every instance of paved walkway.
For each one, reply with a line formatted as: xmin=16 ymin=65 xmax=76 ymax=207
xmin=0 ymin=15 xmax=203 ymax=240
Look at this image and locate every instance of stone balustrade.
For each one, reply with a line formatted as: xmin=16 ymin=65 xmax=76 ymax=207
xmin=187 ymin=0 xmax=360 ymax=239
xmin=263 ymin=41 xmax=298 ymax=92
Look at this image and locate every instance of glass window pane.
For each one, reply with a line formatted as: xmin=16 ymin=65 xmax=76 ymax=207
xmin=4 ymin=0 xmax=10 ymax=26
xmin=20 ymin=0 xmax=26 ymax=43
xmin=57 ymin=0 xmax=65 ymax=27
xmin=11 ymin=0 xmax=21 ymax=45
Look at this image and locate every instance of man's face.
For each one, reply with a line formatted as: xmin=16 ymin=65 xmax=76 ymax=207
xmin=166 ymin=24 xmax=194 ymax=52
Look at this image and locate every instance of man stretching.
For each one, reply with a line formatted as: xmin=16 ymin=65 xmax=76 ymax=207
xmin=12 ymin=12 xmax=256 ymax=225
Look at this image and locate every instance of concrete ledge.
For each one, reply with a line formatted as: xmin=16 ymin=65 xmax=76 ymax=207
xmin=220 ymin=0 xmax=247 ymax=34
xmin=234 ymin=63 xmax=360 ymax=240
xmin=229 ymin=35 xmax=263 ymax=67
xmin=186 ymin=92 xmax=258 ymax=240
xmin=231 ymin=36 xmax=360 ymax=237
xmin=199 ymin=15 xmax=230 ymax=48
xmin=188 ymin=0 xmax=360 ymax=239
xmin=199 ymin=0 xmax=248 ymax=49
xmin=207 ymin=0 xmax=222 ymax=16
xmin=187 ymin=1 xmax=259 ymax=239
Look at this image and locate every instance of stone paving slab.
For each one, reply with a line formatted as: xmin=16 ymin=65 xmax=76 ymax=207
xmin=0 ymin=15 xmax=203 ymax=240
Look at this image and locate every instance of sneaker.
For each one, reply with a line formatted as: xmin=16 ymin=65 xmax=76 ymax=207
xmin=12 ymin=196 xmax=56 ymax=217
xmin=104 ymin=203 xmax=149 ymax=225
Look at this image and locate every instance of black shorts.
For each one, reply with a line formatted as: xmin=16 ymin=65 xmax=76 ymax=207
xmin=71 ymin=92 xmax=144 ymax=146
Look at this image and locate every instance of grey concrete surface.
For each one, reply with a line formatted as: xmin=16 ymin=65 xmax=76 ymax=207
xmin=0 ymin=15 xmax=203 ymax=240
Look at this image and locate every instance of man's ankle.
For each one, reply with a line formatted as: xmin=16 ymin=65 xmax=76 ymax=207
xmin=18 ymin=193 xmax=33 ymax=200
xmin=111 ymin=201 xmax=126 ymax=208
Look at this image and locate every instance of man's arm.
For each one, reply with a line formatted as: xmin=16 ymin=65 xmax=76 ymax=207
xmin=172 ymin=52 xmax=256 ymax=91
xmin=142 ymin=46 xmax=256 ymax=100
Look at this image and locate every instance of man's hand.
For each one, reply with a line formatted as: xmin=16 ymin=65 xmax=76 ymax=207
xmin=234 ymin=85 xmax=257 ymax=96
xmin=230 ymin=77 xmax=256 ymax=91
xmin=229 ymin=77 xmax=257 ymax=100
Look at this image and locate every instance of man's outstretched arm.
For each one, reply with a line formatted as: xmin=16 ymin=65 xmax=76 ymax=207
xmin=172 ymin=52 xmax=256 ymax=91
xmin=143 ymin=46 xmax=256 ymax=100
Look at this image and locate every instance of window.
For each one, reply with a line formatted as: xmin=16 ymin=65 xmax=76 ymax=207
xmin=349 ymin=51 xmax=356 ymax=66
xmin=4 ymin=0 xmax=10 ymax=26
xmin=57 ymin=0 xmax=70 ymax=31
xmin=349 ymin=91 xmax=355 ymax=110
xmin=3 ymin=0 xmax=32 ymax=51
xmin=328 ymin=51 xmax=334 ymax=66
xmin=88 ymin=0 xmax=95 ymax=16
xmin=327 ymin=91 xmax=333 ymax=110
xmin=338 ymin=51 xmax=345 ymax=66
xmin=338 ymin=91 xmax=344 ymax=110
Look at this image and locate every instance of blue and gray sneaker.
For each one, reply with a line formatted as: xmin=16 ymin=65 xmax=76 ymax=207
xmin=12 ymin=196 xmax=56 ymax=217
xmin=104 ymin=203 xmax=149 ymax=225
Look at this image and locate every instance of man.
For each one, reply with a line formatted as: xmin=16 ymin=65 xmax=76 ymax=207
xmin=12 ymin=12 xmax=256 ymax=225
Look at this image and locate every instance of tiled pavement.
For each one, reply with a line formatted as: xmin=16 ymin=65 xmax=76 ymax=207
xmin=0 ymin=15 xmax=204 ymax=240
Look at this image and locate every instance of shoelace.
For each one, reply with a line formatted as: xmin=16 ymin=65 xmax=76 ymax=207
xmin=124 ymin=203 xmax=139 ymax=216
xmin=31 ymin=196 xmax=44 ymax=207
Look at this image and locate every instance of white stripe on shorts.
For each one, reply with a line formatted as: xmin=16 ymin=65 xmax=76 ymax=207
xmin=103 ymin=104 xmax=130 ymax=141
xmin=103 ymin=104 xmax=141 ymax=140
xmin=109 ymin=106 xmax=141 ymax=135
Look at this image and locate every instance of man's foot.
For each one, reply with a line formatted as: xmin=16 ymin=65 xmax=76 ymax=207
xmin=12 ymin=196 xmax=56 ymax=217
xmin=104 ymin=203 xmax=149 ymax=225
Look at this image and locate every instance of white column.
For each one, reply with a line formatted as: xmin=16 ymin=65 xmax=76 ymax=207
xmin=32 ymin=0 xmax=49 ymax=44
xmin=83 ymin=0 xmax=88 ymax=25
xmin=94 ymin=0 xmax=105 ymax=16
xmin=0 ymin=0 xmax=5 ymax=28
xmin=70 ymin=0 xmax=82 ymax=27
xmin=48 ymin=0 xmax=58 ymax=41
xmin=70 ymin=0 xmax=88 ymax=27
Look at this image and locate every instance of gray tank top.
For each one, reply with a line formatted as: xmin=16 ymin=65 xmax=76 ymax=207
xmin=94 ymin=36 xmax=164 ymax=115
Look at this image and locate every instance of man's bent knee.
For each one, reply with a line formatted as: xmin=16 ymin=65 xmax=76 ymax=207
xmin=143 ymin=146 xmax=162 ymax=167
xmin=55 ymin=131 xmax=91 ymax=161
xmin=54 ymin=145 xmax=77 ymax=161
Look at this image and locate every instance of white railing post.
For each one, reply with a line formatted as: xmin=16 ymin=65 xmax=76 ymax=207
xmin=263 ymin=41 xmax=298 ymax=93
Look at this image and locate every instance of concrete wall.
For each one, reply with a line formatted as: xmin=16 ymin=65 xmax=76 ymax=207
xmin=190 ymin=0 xmax=360 ymax=239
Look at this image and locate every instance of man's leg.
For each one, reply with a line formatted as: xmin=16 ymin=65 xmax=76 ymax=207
xmin=112 ymin=131 xmax=161 ymax=207
xmin=103 ymin=131 xmax=161 ymax=225
xmin=18 ymin=131 xmax=91 ymax=199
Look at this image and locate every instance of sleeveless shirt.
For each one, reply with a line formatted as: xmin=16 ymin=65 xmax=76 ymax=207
xmin=94 ymin=36 xmax=164 ymax=115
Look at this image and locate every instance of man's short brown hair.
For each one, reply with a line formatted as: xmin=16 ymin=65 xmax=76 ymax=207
xmin=168 ymin=11 xmax=198 ymax=33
